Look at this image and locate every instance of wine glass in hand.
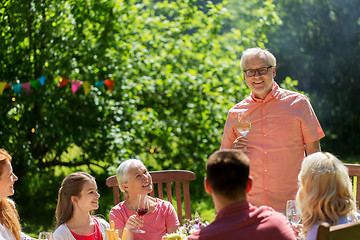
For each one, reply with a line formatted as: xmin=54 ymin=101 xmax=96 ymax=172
xmin=236 ymin=112 xmax=251 ymax=152
xmin=39 ymin=232 xmax=53 ymax=240
xmin=133 ymin=194 xmax=149 ymax=233
xmin=286 ymin=200 xmax=301 ymax=225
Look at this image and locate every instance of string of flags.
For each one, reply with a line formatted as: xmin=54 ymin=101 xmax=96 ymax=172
xmin=0 ymin=75 xmax=115 ymax=96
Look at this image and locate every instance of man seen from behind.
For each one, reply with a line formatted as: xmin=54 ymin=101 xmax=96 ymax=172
xmin=188 ymin=149 xmax=296 ymax=240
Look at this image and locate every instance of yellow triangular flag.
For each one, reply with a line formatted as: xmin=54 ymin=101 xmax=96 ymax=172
xmin=83 ymin=81 xmax=91 ymax=95
xmin=0 ymin=82 xmax=6 ymax=95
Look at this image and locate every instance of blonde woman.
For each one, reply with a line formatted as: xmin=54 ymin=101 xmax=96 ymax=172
xmin=0 ymin=149 xmax=33 ymax=240
xmin=295 ymin=152 xmax=359 ymax=240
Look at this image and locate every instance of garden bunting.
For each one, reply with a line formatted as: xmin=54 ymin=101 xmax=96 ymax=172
xmin=21 ymin=82 xmax=31 ymax=95
xmin=30 ymin=79 xmax=40 ymax=88
xmin=39 ymin=75 xmax=46 ymax=86
xmin=58 ymin=77 xmax=70 ymax=88
xmin=0 ymin=75 xmax=115 ymax=96
xmin=104 ymin=79 xmax=114 ymax=92
xmin=71 ymin=81 xmax=83 ymax=94
xmin=0 ymin=82 xmax=6 ymax=95
xmin=95 ymin=80 xmax=105 ymax=89
xmin=13 ymin=84 xmax=22 ymax=95
xmin=83 ymin=81 xmax=91 ymax=96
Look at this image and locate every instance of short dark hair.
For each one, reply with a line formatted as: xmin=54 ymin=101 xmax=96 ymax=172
xmin=206 ymin=149 xmax=250 ymax=199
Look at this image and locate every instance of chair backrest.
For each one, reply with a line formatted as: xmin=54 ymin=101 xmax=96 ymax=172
xmin=344 ymin=164 xmax=360 ymax=207
xmin=106 ymin=170 xmax=196 ymax=225
xmin=316 ymin=221 xmax=360 ymax=240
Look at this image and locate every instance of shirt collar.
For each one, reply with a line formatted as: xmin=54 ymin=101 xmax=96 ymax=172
xmin=250 ymin=82 xmax=280 ymax=103
xmin=216 ymin=200 xmax=250 ymax=219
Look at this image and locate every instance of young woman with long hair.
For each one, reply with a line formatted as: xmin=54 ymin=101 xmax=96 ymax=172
xmin=53 ymin=172 xmax=109 ymax=240
xmin=0 ymin=149 xmax=32 ymax=240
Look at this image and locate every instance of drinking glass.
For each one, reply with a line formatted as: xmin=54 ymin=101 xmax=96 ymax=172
xmin=286 ymin=200 xmax=301 ymax=225
xmin=236 ymin=112 xmax=251 ymax=152
xmin=133 ymin=194 xmax=149 ymax=233
xmin=38 ymin=232 xmax=53 ymax=240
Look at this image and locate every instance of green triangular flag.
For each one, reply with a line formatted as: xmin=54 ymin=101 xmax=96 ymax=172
xmin=30 ymin=80 xmax=40 ymax=89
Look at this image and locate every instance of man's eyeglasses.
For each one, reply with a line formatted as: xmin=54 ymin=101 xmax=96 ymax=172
xmin=243 ymin=66 xmax=273 ymax=77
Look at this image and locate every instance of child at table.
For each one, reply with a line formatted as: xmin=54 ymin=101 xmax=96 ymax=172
xmin=295 ymin=152 xmax=359 ymax=240
xmin=53 ymin=172 xmax=110 ymax=240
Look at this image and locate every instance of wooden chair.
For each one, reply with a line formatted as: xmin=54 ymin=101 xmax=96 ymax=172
xmin=316 ymin=221 xmax=360 ymax=240
xmin=344 ymin=164 xmax=360 ymax=208
xmin=106 ymin=170 xmax=196 ymax=225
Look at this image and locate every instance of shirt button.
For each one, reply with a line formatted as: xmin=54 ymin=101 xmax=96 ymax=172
xmin=264 ymin=169 xmax=268 ymax=172
xmin=265 ymin=152 xmax=267 ymax=154
xmin=264 ymin=134 xmax=267 ymax=137
xmin=265 ymin=187 xmax=268 ymax=190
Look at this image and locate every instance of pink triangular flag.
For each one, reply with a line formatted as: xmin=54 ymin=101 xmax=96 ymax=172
xmin=0 ymin=82 xmax=6 ymax=95
xmin=82 ymin=81 xmax=91 ymax=96
xmin=71 ymin=81 xmax=83 ymax=94
xmin=21 ymin=82 xmax=31 ymax=95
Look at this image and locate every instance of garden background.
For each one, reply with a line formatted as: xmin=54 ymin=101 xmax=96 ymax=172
xmin=1 ymin=0 xmax=359 ymax=235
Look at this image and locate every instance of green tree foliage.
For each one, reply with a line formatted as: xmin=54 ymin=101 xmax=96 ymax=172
xmin=0 ymin=0 xmax=281 ymax=232
xmin=1 ymin=0 xmax=123 ymax=231
xmin=266 ymin=0 xmax=360 ymax=159
xmin=223 ymin=0 xmax=282 ymax=48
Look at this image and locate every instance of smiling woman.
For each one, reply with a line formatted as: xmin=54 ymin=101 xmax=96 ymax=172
xmin=109 ymin=159 xmax=180 ymax=240
xmin=53 ymin=172 xmax=110 ymax=240
xmin=0 ymin=149 xmax=32 ymax=240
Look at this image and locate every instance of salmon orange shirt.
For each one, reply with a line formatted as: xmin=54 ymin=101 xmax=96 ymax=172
xmin=221 ymin=82 xmax=325 ymax=212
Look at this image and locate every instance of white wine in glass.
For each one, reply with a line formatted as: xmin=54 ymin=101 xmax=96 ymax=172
xmin=286 ymin=200 xmax=301 ymax=225
xmin=38 ymin=231 xmax=53 ymax=240
xmin=236 ymin=112 xmax=251 ymax=151
xmin=133 ymin=194 xmax=149 ymax=233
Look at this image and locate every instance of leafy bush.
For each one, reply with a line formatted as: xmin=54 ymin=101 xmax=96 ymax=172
xmin=0 ymin=0 xmax=281 ymax=233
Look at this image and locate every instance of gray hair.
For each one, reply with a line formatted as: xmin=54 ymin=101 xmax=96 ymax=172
xmin=240 ymin=47 xmax=276 ymax=70
xmin=116 ymin=159 xmax=144 ymax=193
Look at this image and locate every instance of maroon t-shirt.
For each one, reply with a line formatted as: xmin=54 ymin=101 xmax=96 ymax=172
xmin=188 ymin=201 xmax=296 ymax=240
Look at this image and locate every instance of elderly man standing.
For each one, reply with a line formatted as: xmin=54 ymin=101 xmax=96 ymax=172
xmin=188 ymin=149 xmax=296 ymax=240
xmin=221 ymin=47 xmax=325 ymax=212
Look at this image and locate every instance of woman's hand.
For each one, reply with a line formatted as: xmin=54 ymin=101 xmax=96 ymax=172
xmin=124 ymin=214 xmax=144 ymax=231
xmin=166 ymin=226 xmax=179 ymax=234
